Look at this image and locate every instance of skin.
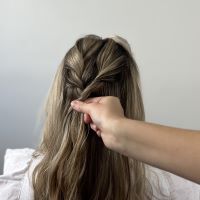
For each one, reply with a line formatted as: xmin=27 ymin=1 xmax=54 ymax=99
xmin=70 ymin=96 xmax=200 ymax=184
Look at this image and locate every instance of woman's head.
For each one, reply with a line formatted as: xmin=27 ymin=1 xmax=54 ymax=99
xmin=32 ymin=34 xmax=151 ymax=200
xmin=62 ymin=34 xmax=144 ymax=120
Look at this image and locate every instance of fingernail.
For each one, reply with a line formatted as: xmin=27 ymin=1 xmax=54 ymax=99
xmin=71 ymin=100 xmax=78 ymax=107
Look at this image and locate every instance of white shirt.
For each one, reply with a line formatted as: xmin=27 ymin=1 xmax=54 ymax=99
xmin=0 ymin=148 xmax=200 ymax=200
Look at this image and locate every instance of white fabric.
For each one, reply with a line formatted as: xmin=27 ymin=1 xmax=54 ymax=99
xmin=0 ymin=148 xmax=41 ymax=200
xmin=0 ymin=148 xmax=200 ymax=199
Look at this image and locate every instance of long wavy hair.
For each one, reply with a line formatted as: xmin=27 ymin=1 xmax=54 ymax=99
xmin=32 ymin=34 xmax=155 ymax=200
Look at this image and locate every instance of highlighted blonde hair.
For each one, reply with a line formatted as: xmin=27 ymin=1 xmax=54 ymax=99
xmin=32 ymin=34 xmax=156 ymax=199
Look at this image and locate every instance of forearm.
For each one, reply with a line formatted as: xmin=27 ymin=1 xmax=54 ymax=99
xmin=115 ymin=118 xmax=200 ymax=184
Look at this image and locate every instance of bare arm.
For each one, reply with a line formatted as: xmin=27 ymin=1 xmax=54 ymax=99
xmin=115 ymin=118 xmax=200 ymax=184
xmin=71 ymin=96 xmax=200 ymax=184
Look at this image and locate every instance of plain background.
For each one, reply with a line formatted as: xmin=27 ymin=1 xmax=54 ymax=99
xmin=0 ymin=0 xmax=199 ymax=173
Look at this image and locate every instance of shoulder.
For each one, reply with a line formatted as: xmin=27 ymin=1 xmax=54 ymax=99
xmin=0 ymin=148 xmax=42 ymax=200
xmin=146 ymin=164 xmax=200 ymax=200
xmin=3 ymin=148 xmax=35 ymax=175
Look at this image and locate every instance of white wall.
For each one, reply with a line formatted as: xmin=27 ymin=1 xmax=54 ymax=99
xmin=0 ymin=0 xmax=199 ymax=172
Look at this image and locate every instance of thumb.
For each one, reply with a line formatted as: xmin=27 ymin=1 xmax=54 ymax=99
xmin=70 ymin=100 xmax=90 ymax=114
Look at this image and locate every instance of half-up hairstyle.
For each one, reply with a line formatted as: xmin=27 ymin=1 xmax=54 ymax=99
xmin=32 ymin=34 xmax=154 ymax=199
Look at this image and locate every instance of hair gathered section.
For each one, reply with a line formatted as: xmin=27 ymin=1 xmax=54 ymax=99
xmin=62 ymin=35 xmax=131 ymax=103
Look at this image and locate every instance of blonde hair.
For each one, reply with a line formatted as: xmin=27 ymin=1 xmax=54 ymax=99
xmin=32 ymin=34 xmax=160 ymax=199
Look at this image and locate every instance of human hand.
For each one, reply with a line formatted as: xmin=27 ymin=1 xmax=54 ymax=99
xmin=70 ymin=96 xmax=125 ymax=151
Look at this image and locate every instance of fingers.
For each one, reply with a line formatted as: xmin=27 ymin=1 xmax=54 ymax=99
xmin=71 ymin=97 xmax=102 ymax=115
xmin=71 ymin=100 xmax=90 ymax=113
xmin=90 ymin=123 xmax=101 ymax=137
xmin=84 ymin=97 xmax=102 ymax=104
xmin=84 ymin=113 xmax=92 ymax=124
xmin=90 ymin=123 xmax=97 ymax=132
xmin=96 ymin=129 xmax=101 ymax=137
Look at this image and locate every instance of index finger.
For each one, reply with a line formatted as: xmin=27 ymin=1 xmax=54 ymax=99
xmin=84 ymin=97 xmax=102 ymax=104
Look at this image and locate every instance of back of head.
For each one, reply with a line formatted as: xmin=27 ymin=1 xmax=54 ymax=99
xmin=32 ymin=34 xmax=150 ymax=200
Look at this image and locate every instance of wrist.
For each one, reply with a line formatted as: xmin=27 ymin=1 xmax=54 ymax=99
xmin=110 ymin=117 xmax=128 ymax=154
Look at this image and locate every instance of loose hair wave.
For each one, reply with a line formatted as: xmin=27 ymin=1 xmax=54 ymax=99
xmin=32 ymin=34 xmax=157 ymax=199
